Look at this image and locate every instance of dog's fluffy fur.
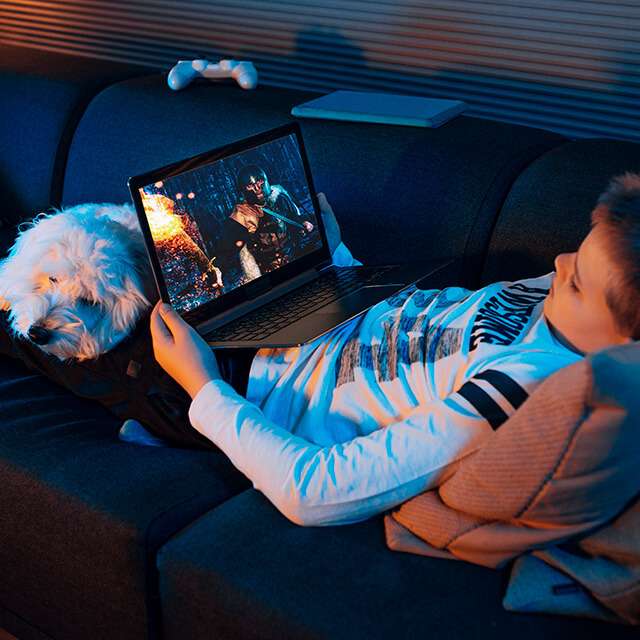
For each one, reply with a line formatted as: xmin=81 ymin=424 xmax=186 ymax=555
xmin=0 ymin=203 xmax=156 ymax=361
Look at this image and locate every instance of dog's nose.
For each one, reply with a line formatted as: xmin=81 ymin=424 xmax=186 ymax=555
xmin=27 ymin=324 xmax=51 ymax=345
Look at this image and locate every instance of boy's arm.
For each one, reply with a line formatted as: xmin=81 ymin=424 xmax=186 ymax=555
xmin=189 ymin=353 xmax=576 ymax=527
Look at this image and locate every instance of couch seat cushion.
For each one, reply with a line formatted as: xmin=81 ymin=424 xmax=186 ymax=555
xmin=0 ymin=355 xmax=249 ymax=640
xmin=157 ymin=489 xmax=636 ymax=639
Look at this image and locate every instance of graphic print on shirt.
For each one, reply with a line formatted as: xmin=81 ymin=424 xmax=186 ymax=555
xmin=334 ymin=288 xmax=466 ymax=388
xmin=385 ymin=284 xmax=419 ymax=308
xmin=469 ymin=282 xmax=549 ymax=351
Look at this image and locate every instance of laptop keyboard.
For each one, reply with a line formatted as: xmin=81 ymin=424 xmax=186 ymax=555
xmin=206 ymin=266 xmax=393 ymax=342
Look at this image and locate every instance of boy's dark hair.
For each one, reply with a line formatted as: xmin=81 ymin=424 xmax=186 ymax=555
xmin=592 ymin=172 xmax=640 ymax=340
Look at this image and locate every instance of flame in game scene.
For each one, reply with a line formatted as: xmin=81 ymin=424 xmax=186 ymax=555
xmin=139 ymin=190 xmax=222 ymax=300
xmin=140 ymin=193 xmax=185 ymax=241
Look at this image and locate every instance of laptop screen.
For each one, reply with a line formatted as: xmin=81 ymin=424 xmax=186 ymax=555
xmin=136 ymin=132 xmax=324 ymax=314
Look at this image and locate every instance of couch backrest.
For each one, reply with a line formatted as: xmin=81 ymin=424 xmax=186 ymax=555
xmin=7 ymin=53 xmax=640 ymax=292
xmin=0 ymin=45 xmax=149 ymax=256
xmin=480 ymin=139 xmax=640 ymax=286
xmin=61 ymin=73 xmax=565 ymax=283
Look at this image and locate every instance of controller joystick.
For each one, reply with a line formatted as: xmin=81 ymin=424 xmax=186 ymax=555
xmin=167 ymin=58 xmax=258 ymax=91
xmin=167 ymin=59 xmax=206 ymax=90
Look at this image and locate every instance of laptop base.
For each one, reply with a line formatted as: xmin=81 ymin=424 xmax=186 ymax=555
xmin=205 ymin=258 xmax=454 ymax=349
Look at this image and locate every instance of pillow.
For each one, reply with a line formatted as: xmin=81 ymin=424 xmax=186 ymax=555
xmin=384 ymin=342 xmax=640 ymax=622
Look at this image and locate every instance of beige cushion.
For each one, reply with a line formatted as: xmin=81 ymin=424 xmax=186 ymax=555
xmin=385 ymin=343 xmax=640 ymax=568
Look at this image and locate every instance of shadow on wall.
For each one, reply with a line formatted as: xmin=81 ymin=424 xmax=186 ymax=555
xmin=2 ymin=0 xmax=638 ymax=142
xmin=294 ymin=25 xmax=369 ymax=89
xmin=213 ymin=23 xmax=638 ymax=143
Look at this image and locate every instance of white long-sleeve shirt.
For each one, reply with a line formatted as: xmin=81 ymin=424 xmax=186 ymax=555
xmin=188 ymin=242 xmax=583 ymax=526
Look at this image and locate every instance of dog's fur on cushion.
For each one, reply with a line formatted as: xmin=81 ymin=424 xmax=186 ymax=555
xmin=0 ymin=203 xmax=156 ymax=361
xmin=0 ymin=203 xmax=218 ymax=450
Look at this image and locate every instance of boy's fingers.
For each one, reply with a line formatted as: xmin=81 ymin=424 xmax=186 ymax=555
xmin=157 ymin=301 xmax=187 ymax=336
xmin=150 ymin=302 xmax=174 ymax=343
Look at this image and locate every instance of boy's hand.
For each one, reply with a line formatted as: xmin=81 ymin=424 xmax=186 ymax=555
xmin=317 ymin=192 xmax=342 ymax=255
xmin=150 ymin=301 xmax=221 ymax=399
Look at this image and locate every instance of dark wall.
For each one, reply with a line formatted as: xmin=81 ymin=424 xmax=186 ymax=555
xmin=0 ymin=0 xmax=639 ymax=142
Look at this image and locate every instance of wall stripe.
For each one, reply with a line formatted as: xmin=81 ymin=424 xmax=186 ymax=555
xmin=1 ymin=0 xmax=639 ymax=142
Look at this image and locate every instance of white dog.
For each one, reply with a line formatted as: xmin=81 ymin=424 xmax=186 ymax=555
xmin=0 ymin=203 xmax=156 ymax=362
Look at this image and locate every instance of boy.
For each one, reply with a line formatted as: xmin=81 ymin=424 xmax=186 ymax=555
xmin=150 ymin=174 xmax=640 ymax=527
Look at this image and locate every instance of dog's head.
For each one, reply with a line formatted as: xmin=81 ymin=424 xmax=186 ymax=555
xmin=0 ymin=203 xmax=156 ymax=361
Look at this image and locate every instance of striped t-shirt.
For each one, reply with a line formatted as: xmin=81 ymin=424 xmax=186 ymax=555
xmin=189 ymin=243 xmax=583 ymax=526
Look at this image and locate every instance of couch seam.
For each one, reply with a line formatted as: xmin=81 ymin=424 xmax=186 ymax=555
xmin=49 ymin=72 xmax=153 ymax=208
xmin=0 ymin=600 xmax=56 ymax=640
xmin=142 ymin=492 xmax=206 ymax=640
xmin=141 ymin=486 xmax=251 ymax=640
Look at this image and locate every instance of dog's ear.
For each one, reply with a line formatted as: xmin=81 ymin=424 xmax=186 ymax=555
xmin=110 ymin=274 xmax=152 ymax=333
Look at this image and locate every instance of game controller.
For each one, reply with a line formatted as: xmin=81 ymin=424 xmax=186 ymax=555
xmin=167 ymin=59 xmax=258 ymax=91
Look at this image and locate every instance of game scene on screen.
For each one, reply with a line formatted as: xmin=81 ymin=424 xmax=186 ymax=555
xmin=139 ymin=134 xmax=323 ymax=314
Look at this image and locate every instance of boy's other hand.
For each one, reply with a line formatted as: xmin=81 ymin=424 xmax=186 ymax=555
xmin=150 ymin=301 xmax=221 ymax=399
xmin=317 ymin=192 xmax=342 ymax=255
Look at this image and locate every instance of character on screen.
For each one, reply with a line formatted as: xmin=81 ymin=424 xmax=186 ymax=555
xmin=216 ymin=165 xmax=315 ymax=285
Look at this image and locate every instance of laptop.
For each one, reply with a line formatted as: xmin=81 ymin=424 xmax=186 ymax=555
xmin=128 ymin=122 xmax=450 ymax=348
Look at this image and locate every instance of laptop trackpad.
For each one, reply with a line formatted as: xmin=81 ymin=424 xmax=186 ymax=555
xmin=316 ymin=285 xmax=400 ymax=316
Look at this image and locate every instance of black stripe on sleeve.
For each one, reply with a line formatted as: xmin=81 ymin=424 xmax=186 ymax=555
xmin=456 ymin=381 xmax=509 ymax=430
xmin=474 ymin=369 xmax=529 ymax=410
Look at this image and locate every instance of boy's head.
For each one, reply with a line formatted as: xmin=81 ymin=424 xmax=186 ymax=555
xmin=543 ymin=172 xmax=640 ymax=354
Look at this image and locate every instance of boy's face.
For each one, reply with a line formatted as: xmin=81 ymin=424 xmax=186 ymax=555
xmin=543 ymin=223 xmax=632 ymax=354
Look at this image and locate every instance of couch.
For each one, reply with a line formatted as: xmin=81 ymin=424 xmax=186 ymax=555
xmin=0 ymin=45 xmax=638 ymax=640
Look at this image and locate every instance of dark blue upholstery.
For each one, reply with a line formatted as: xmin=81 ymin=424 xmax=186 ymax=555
xmin=0 ymin=46 xmax=149 ymax=256
xmin=61 ymin=74 xmax=565 ymax=280
xmin=158 ymin=489 xmax=638 ymax=640
xmin=0 ymin=356 xmax=249 ymax=640
xmin=1 ymin=47 xmax=637 ymax=640
xmin=480 ymin=139 xmax=640 ymax=285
